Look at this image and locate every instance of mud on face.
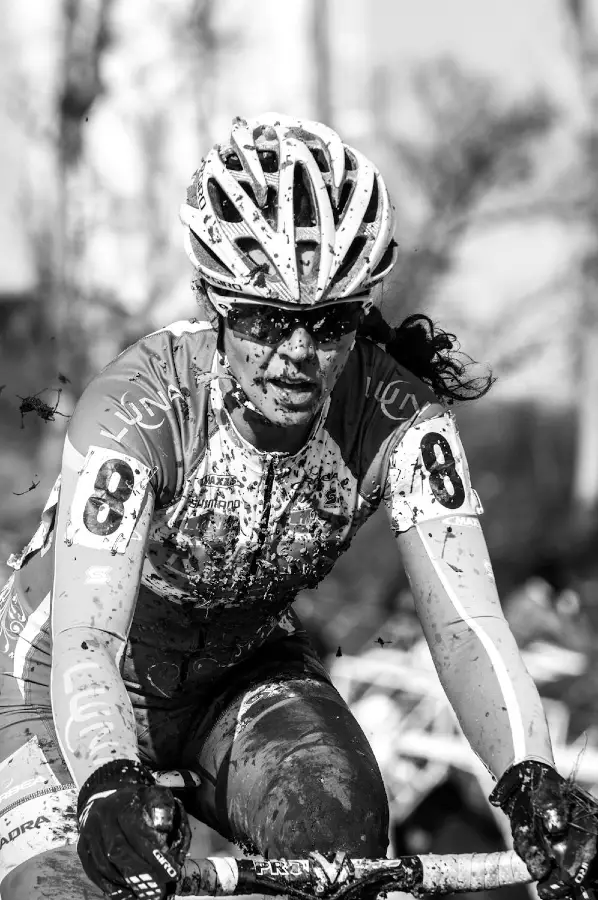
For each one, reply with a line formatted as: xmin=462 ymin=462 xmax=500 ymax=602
xmin=222 ymin=321 xmax=356 ymax=431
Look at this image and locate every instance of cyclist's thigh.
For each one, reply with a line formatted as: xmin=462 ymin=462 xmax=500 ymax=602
xmin=182 ymin=639 xmax=389 ymax=858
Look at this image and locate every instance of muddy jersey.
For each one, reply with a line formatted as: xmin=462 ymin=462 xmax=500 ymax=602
xmin=5 ymin=320 xmax=480 ymax=678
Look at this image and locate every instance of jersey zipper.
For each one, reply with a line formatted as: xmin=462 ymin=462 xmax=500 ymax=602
xmin=247 ymin=458 xmax=275 ymax=580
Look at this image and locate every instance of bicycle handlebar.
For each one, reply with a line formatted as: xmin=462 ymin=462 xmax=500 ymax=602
xmin=174 ymin=849 xmax=532 ymax=897
xmin=418 ymin=851 xmax=531 ymax=893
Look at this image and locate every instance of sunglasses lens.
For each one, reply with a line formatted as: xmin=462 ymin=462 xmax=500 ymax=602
xmin=309 ymin=303 xmax=362 ymax=342
xmin=226 ymin=302 xmax=363 ymax=344
xmin=227 ymin=306 xmax=285 ymax=342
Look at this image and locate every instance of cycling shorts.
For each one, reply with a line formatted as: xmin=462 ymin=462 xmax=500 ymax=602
xmin=0 ymin=610 xmax=388 ymax=893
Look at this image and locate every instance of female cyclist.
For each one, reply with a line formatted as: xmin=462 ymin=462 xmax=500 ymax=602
xmin=1 ymin=113 xmax=596 ymax=900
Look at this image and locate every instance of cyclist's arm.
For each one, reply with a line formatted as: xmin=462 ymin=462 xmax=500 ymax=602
xmin=385 ymin=408 xmax=554 ymax=779
xmin=51 ymin=436 xmax=155 ymax=788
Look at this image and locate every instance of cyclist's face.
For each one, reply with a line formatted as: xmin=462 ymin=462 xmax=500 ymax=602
xmin=222 ymin=316 xmax=356 ymax=428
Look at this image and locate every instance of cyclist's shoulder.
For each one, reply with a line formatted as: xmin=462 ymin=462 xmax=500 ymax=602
xmin=67 ymin=320 xmax=217 ymax=481
xmin=330 ymin=338 xmax=442 ymax=435
xmin=73 ymin=318 xmax=214 ymax=409
xmin=326 ymin=340 xmax=448 ymax=503
xmin=92 ymin=319 xmax=216 ymax=386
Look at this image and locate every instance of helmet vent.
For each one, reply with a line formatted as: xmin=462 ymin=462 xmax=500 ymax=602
xmin=310 ymin=147 xmax=329 ymax=173
xmin=344 ymin=148 xmax=356 ymax=171
xmin=207 ymin=179 xmax=243 ymax=223
xmin=236 ymin=237 xmax=270 ymax=272
xmin=189 ymin=231 xmax=234 ymax=277
xmin=223 ymin=151 xmax=243 ymax=171
xmin=371 ymin=239 xmax=397 ymax=279
xmin=337 ymin=180 xmax=355 ymax=220
xmin=239 ymin=180 xmax=257 ymax=205
xmin=294 ymin=164 xmax=317 ymax=227
xmin=331 ymin=236 xmax=367 ymax=285
xmin=258 ymin=150 xmax=278 ymax=173
xmin=296 ymin=240 xmax=319 ymax=282
xmin=261 ymin=185 xmax=278 ymax=229
xmin=363 ymin=179 xmax=379 ymax=223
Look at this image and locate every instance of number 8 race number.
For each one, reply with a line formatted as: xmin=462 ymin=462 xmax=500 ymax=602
xmin=66 ymin=447 xmax=151 ymax=553
xmin=83 ymin=458 xmax=136 ymax=536
xmin=419 ymin=431 xmax=465 ymax=509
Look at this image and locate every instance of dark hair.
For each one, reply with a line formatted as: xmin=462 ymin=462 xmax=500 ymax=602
xmin=358 ymin=307 xmax=494 ymax=403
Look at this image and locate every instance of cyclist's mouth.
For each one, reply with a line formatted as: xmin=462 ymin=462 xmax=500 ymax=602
xmin=267 ymin=377 xmax=320 ymax=407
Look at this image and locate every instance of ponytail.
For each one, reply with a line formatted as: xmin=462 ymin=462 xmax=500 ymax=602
xmin=358 ymin=308 xmax=494 ymax=404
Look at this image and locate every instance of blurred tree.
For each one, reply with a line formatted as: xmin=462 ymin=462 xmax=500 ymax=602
xmin=386 ymin=22 xmax=598 ymax=536
xmin=18 ymin=0 xmax=241 ymax=362
xmin=0 ymin=0 xmax=115 ymax=578
xmin=184 ymin=0 xmax=220 ymax=145
xmin=375 ymin=59 xmax=555 ymax=323
xmin=101 ymin=0 xmax=240 ymax=353
xmin=59 ymin=0 xmax=114 ymax=168
xmin=174 ymin=0 xmax=236 ymax=148
xmin=54 ymin=0 xmax=115 ymax=388
xmin=563 ymin=0 xmax=598 ymax=528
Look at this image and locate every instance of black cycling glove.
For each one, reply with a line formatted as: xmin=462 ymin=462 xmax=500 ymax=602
xmin=490 ymin=759 xmax=598 ymax=899
xmin=77 ymin=759 xmax=191 ymax=900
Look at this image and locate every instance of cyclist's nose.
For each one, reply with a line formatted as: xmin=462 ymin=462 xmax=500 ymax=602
xmin=277 ymin=326 xmax=317 ymax=361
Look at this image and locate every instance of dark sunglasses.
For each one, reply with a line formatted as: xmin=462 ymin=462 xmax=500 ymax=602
xmin=226 ymin=301 xmax=364 ymax=344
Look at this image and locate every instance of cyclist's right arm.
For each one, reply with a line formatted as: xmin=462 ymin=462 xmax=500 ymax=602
xmin=51 ymin=434 xmax=156 ymax=788
xmin=45 ymin=328 xmax=205 ymax=897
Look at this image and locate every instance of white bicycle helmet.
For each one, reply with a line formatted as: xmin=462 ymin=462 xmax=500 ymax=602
xmin=180 ymin=113 xmax=397 ymax=308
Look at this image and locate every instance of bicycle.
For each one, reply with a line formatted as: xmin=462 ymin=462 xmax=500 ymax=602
xmin=173 ymin=848 xmax=531 ymax=897
xmin=153 ymin=771 xmax=533 ymax=898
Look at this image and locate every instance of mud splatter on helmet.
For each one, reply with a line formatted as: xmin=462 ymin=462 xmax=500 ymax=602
xmin=180 ymin=113 xmax=397 ymax=309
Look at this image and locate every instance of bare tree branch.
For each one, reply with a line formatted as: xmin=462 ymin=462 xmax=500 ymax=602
xmin=378 ymin=58 xmax=555 ymax=322
xmin=59 ymin=0 xmax=115 ymax=166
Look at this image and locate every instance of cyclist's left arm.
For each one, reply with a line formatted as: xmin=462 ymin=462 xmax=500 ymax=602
xmin=384 ymin=406 xmax=554 ymax=780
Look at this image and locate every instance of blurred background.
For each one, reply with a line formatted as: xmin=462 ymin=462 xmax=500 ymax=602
xmin=3 ymin=0 xmax=598 ymax=890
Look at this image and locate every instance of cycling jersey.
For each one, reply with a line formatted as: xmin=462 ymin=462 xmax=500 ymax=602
xmin=1 ymin=319 xmax=553 ymax=798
